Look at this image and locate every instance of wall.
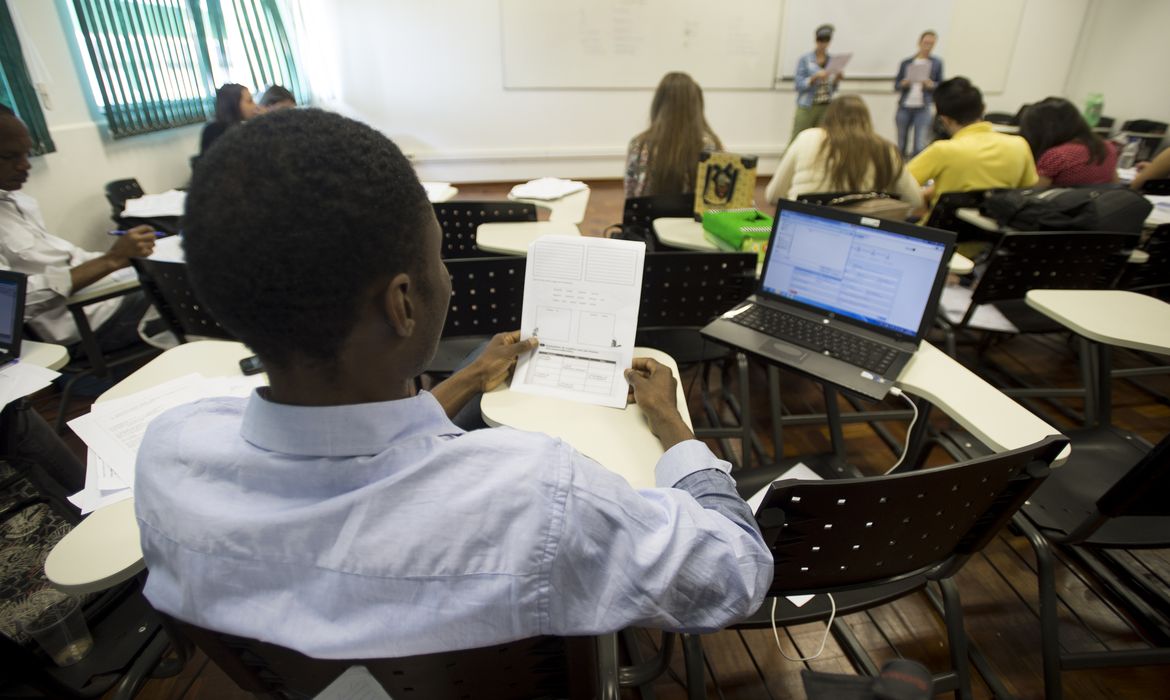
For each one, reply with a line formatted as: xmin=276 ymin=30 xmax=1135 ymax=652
xmin=13 ymin=0 xmax=200 ymax=250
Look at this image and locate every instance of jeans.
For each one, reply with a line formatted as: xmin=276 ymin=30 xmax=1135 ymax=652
xmin=896 ymin=106 xmax=934 ymax=158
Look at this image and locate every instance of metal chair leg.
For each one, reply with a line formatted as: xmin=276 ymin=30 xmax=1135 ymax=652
xmin=681 ymin=634 xmax=707 ymax=700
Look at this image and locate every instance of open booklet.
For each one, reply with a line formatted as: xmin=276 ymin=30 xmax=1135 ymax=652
xmin=511 ymin=236 xmax=645 ymax=409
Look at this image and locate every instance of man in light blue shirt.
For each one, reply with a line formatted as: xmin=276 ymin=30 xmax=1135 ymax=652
xmin=135 ymin=108 xmax=774 ymax=659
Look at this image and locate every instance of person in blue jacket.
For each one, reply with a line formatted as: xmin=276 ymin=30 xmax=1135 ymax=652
xmin=791 ymin=24 xmax=841 ymax=140
xmin=894 ymin=30 xmax=944 ymax=158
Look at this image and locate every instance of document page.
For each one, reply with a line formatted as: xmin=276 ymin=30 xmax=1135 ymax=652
xmin=512 ymin=236 xmax=645 ymax=408
xmin=825 ymin=52 xmax=852 ymax=77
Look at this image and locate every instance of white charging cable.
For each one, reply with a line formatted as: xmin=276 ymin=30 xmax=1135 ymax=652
xmin=885 ymin=386 xmax=919 ymax=475
xmin=772 ymin=593 xmax=837 ymax=661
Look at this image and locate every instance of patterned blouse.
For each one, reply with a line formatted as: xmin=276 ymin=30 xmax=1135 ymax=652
xmin=1036 ymin=140 xmax=1118 ymax=187
xmin=625 ymin=133 xmax=720 ymax=198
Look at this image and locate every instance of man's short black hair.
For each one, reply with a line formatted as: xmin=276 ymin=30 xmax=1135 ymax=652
xmin=183 ymin=108 xmax=430 ymax=368
xmin=933 ymin=77 xmax=983 ymax=126
xmin=0 ymin=104 xmax=15 ymax=117
xmin=260 ymin=85 xmax=295 ymax=107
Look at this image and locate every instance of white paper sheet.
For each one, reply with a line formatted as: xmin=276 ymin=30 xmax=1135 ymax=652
xmin=509 ymin=177 xmax=588 ymax=201
xmin=121 ymin=189 xmax=186 ymax=218
xmin=421 ymin=181 xmax=458 ymax=203
xmin=904 ymin=60 xmax=932 ymax=83
xmin=825 ymin=52 xmax=852 ymax=76
xmin=939 ymin=285 xmax=1019 ymax=333
xmin=747 ymin=462 xmax=822 ymax=608
xmin=512 ymin=237 xmax=645 ymax=408
xmin=1146 ymin=194 xmax=1170 ymax=227
xmin=149 ymin=234 xmax=186 ymax=262
xmin=67 ymin=451 xmax=133 ymax=515
xmin=0 ymin=361 xmax=59 ymax=411
xmin=313 ymin=666 xmax=393 ymax=700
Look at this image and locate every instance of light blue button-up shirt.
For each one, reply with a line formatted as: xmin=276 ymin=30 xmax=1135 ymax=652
xmin=135 ymin=390 xmax=773 ymax=659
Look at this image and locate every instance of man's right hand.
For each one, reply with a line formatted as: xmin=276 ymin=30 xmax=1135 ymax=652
xmin=106 ymin=226 xmax=156 ymax=267
xmin=626 ymin=357 xmax=695 ymax=451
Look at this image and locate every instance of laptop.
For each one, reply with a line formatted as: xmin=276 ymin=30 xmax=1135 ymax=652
xmin=0 ymin=270 xmax=25 ymax=366
xmin=701 ymin=200 xmax=955 ymax=400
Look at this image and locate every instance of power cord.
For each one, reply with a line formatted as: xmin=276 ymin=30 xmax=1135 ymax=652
xmin=884 ymin=386 xmax=919 ymax=475
xmin=772 ymin=593 xmax=837 ymax=661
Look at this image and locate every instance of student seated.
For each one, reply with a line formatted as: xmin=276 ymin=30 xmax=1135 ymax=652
xmin=0 ymin=106 xmax=156 ymax=351
xmin=135 ymin=108 xmax=773 ymax=659
xmin=1018 ymin=97 xmax=1119 ymax=188
xmin=908 ymin=77 xmax=1038 ymax=217
xmin=765 ymin=94 xmax=923 ymax=213
xmin=625 ymin=72 xmax=723 ymax=198
xmin=259 ymin=85 xmax=297 ymax=111
xmin=199 ymin=83 xmax=260 ymax=156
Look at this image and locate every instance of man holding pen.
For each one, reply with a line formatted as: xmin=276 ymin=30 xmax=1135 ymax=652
xmin=0 ymin=106 xmax=156 ymax=351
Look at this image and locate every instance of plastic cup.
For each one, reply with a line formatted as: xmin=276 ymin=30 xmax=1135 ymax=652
xmin=21 ymin=596 xmax=94 ymax=667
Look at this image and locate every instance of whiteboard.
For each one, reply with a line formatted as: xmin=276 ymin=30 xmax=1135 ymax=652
xmin=500 ymin=0 xmax=783 ymax=89
xmin=779 ymin=0 xmax=954 ymax=80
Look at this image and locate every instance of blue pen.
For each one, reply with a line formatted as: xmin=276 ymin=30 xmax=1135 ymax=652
xmin=108 ymin=229 xmax=165 ymax=237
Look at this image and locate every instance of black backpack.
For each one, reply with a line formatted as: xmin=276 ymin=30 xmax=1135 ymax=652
xmin=981 ymin=186 xmax=1152 ymax=233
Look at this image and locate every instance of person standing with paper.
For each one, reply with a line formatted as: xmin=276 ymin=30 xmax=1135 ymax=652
xmin=791 ymin=24 xmax=844 ymax=140
xmin=894 ymin=31 xmax=944 ymax=158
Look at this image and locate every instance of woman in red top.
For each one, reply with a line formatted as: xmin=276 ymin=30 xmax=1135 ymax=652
xmin=1019 ymin=97 xmax=1118 ymax=187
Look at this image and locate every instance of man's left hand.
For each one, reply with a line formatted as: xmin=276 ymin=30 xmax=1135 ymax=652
xmin=469 ymin=331 xmax=538 ymax=392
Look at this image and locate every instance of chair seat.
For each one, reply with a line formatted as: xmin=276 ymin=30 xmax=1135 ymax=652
xmin=734 ymin=575 xmax=930 ymax=628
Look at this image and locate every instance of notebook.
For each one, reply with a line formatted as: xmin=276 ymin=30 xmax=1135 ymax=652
xmin=0 ymin=270 xmax=27 ymax=366
xmin=701 ymin=200 xmax=955 ymax=400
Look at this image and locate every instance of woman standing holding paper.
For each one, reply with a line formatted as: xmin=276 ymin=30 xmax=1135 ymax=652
xmin=791 ymin=24 xmax=842 ymax=140
xmin=894 ymin=31 xmax=944 ymax=158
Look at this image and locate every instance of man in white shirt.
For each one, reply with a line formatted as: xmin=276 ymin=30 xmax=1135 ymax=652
xmin=0 ymin=106 xmax=155 ymax=350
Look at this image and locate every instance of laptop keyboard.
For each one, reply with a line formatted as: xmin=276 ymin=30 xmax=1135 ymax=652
xmin=731 ymin=305 xmax=899 ymax=374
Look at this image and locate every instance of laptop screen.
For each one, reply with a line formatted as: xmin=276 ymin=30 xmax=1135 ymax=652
xmin=760 ymin=207 xmax=949 ymax=337
xmin=0 ymin=277 xmax=21 ymax=345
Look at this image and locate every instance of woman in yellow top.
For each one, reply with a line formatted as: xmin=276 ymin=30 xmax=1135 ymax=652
xmin=625 ymin=72 xmax=723 ymax=198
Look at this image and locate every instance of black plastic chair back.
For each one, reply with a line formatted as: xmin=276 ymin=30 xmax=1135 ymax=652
xmin=105 ymin=178 xmax=145 ymax=218
xmin=441 ymin=256 xmax=526 ymax=339
xmin=1140 ymin=178 xmax=1170 ymax=195
xmin=620 ymin=194 xmax=695 ymax=251
xmin=638 ymin=252 xmax=755 ymax=331
xmin=163 ymin=614 xmax=601 ymax=700
xmin=1117 ymin=224 xmax=1170 ymax=293
xmin=1119 ymin=119 xmax=1168 ymax=135
xmin=969 ymin=230 xmax=1138 ymax=309
xmin=925 ymin=189 xmax=992 ymax=233
xmin=1096 ymin=431 xmax=1170 ymax=519
xmin=754 ymin=436 xmax=1065 ymax=595
xmin=432 ymin=202 xmax=537 ymax=259
xmin=984 ymin=111 xmax=1016 ymax=126
xmin=131 ymin=258 xmax=234 ymax=343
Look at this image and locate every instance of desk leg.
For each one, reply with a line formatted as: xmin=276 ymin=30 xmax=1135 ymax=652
xmin=767 ymin=365 xmax=783 ymax=462
xmin=737 ymin=353 xmax=752 ymax=471
xmin=1080 ymin=337 xmax=1098 ymax=428
xmin=1096 ymin=343 xmax=1113 ymax=428
xmin=69 ymin=305 xmax=107 ymax=375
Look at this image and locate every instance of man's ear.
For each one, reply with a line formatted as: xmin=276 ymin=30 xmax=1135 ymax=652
xmin=382 ymin=272 xmax=415 ymax=338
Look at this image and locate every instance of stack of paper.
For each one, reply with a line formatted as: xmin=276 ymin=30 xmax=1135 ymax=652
xmin=121 ymin=189 xmax=186 ymax=218
xmin=421 ymin=181 xmax=458 ymax=203
xmin=67 ymin=373 xmax=265 ymax=513
xmin=0 ymin=362 xmax=60 ymax=412
xmin=1145 ymin=194 xmax=1170 ymax=227
xmin=509 ymin=177 xmax=588 ymax=201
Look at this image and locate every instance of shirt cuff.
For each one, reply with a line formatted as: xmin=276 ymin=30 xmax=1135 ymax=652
xmin=654 ymin=439 xmax=732 ymax=489
xmin=41 ymin=265 xmax=74 ymax=298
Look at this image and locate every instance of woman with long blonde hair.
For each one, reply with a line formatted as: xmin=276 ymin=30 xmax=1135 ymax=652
xmin=625 ymin=72 xmax=723 ymax=197
xmin=766 ymin=94 xmax=923 ymax=211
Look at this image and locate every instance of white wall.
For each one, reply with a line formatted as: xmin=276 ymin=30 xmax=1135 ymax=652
xmin=14 ymin=0 xmax=199 ymax=250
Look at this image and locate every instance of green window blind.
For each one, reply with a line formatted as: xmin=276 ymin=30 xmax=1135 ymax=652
xmin=0 ymin=0 xmax=56 ymax=154
xmin=221 ymin=0 xmax=307 ymax=103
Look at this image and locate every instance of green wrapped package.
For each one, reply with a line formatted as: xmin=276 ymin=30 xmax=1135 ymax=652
xmin=701 ymin=209 xmax=773 ymax=262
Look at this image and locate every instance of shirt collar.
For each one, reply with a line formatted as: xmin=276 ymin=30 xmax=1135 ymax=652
xmin=240 ymin=389 xmax=463 ymax=457
xmin=952 ymin=122 xmax=994 ymax=139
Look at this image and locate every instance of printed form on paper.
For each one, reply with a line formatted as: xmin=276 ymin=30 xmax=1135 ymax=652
xmin=512 ymin=236 xmax=646 ymax=408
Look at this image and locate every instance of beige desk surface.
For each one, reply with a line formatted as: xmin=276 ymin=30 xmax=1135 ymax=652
xmin=1026 ymin=290 xmax=1170 ymax=355
xmin=44 ymin=341 xmax=257 ymax=594
xmin=20 ymin=340 xmax=69 ymax=371
xmin=66 ymin=277 xmax=141 ymax=306
xmin=508 ymin=187 xmax=591 ymax=224
xmin=476 ymin=221 xmax=581 ymax=256
xmin=653 ymin=217 xmax=974 ymax=274
xmin=481 ymin=348 xmax=691 ymax=491
xmin=897 ymin=341 xmax=1067 ymax=463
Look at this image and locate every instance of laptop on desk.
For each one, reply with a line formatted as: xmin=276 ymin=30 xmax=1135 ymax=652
xmin=701 ymin=200 xmax=955 ymax=400
xmin=0 ymin=270 xmax=26 ymax=366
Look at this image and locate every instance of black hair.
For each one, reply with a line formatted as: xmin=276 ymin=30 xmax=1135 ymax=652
xmin=933 ymin=77 xmax=983 ymax=125
xmin=260 ymin=85 xmax=295 ymax=107
xmin=0 ymin=104 xmax=15 ymax=117
xmin=183 ymin=108 xmax=430 ymax=368
xmin=1019 ymin=96 xmax=1107 ymax=165
xmin=214 ymin=83 xmax=249 ymax=123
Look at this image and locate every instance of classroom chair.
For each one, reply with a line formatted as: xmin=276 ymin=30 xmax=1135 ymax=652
xmin=680 ymin=435 xmax=1067 ymax=700
xmin=1014 ymin=427 xmax=1170 ymax=700
xmin=795 ymin=191 xmax=912 ymax=221
xmin=614 ymin=193 xmax=694 ymax=250
xmin=428 ymin=256 xmax=526 ymax=375
xmin=104 ymin=178 xmax=180 ymax=236
xmin=160 ymin=614 xmax=623 ymax=700
xmin=983 ymin=111 xmax=1017 ymax=126
xmin=432 ymin=202 xmax=537 ymax=259
xmin=130 ymin=258 xmax=234 ymax=343
xmin=924 ymin=190 xmax=996 ymax=241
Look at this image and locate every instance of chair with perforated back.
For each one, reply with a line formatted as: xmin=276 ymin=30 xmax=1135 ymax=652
xmin=925 ymin=190 xmax=995 ymax=239
xmin=1014 ymin=428 xmax=1170 ymax=700
xmin=984 ymin=111 xmax=1016 ymax=126
xmin=130 ymin=258 xmax=234 ymax=343
xmin=432 ymin=202 xmax=537 ymax=259
xmin=428 ymin=256 xmax=526 ymax=375
xmin=1117 ymin=224 xmax=1170 ymax=294
xmin=681 ymin=435 xmax=1067 ymax=700
xmin=160 ymin=614 xmax=613 ymax=700
xmin=619 ymin=193 xmax=694 ymax=250
xmin=104 ymin=179 xmax=181 ymax=235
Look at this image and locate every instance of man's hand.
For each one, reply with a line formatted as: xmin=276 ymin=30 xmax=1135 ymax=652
xmin=467 ymin=331 xmax=539 ymax=392
xmin=106 ymin=226 xmax=156 ymax=268
xmin=626 ymin=357 xmax=694 ymax=450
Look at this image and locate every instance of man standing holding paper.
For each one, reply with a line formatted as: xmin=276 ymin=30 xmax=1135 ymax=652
xmin=894 ymin=31 xmax=944 ymax=157
xmin=791 ymin=24 xmax=845 ymax=140
xmin=134 ymin=108 xmax=773 ymax=659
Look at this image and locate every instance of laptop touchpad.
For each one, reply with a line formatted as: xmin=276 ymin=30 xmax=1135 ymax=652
xmin=760 ymin=339 xmax=806 ymax=362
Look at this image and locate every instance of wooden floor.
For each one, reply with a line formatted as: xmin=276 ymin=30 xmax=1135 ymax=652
xmin=53 ymin=179 xmax=1168 ymax=698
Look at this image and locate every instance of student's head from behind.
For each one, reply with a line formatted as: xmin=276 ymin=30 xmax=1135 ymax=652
xmin=933 ymin=77 xmax=983 ymax=132
xmin=821 ymin=94 xmax=876 ymax=136
xmin=183 ymin=108 xmax=449 ymax=375
xmin=0 ymin=105 xmax=33 ymax=192
xmin=259 ymin=85 xmax=296 ymax=110
xmin=214 ymin=83 xmax=260 ymax=124
xmin=1019 ymin=96 xmax=1106 ymax=164
xmin=819 ymin=95 xmax=901 ymax=192
xmin=643 ymin=72 xmax=722 ymax=195
xmin=649 ymin=72 xmax=705 ymax=127
xmin=918 ymin=30 xmax=937 ymax=55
